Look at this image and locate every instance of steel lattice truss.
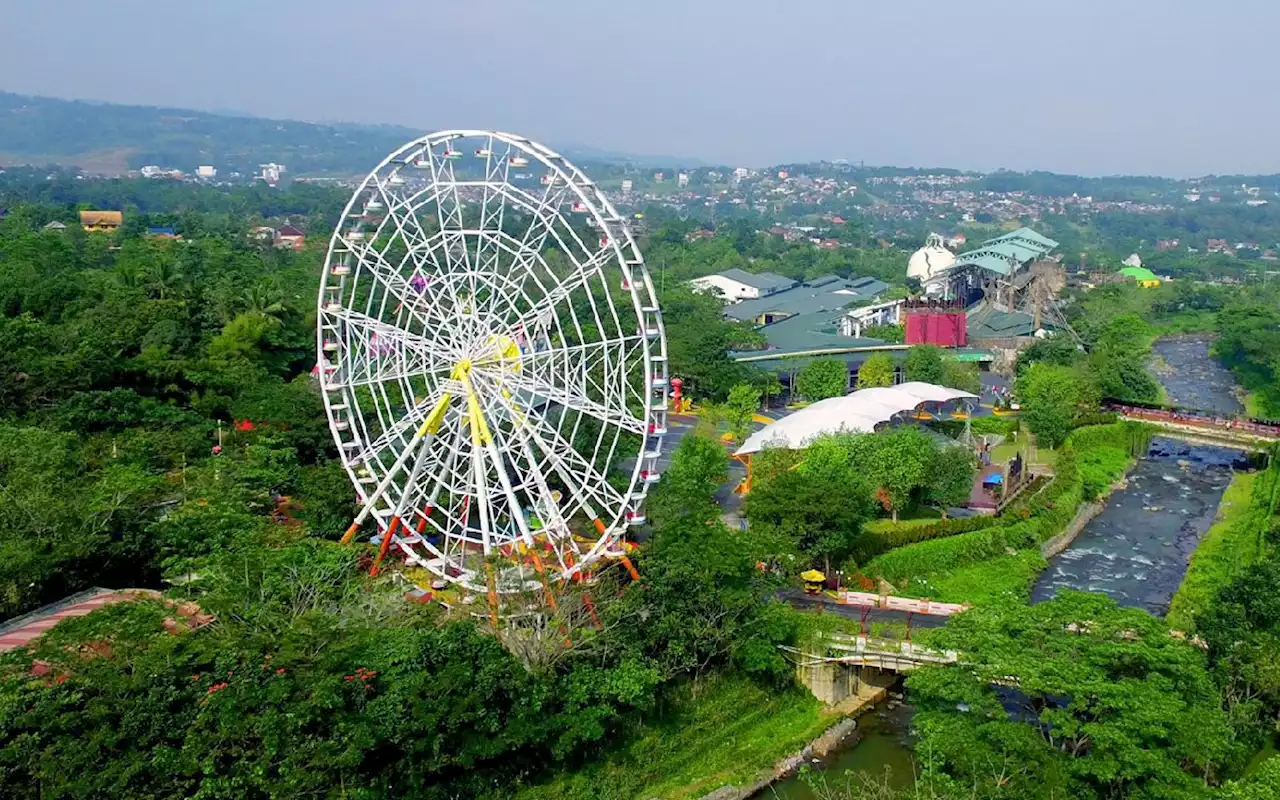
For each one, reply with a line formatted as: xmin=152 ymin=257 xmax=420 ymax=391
xmin=318 ymin=131 xmax=668 ymax=594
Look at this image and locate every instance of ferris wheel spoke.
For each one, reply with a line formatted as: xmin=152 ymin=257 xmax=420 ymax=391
xmin=471 ymin=136 xmax=513 ymax=283
xmin=507 ymin=248 xmax=617 ymax=334
xmin=489 ymin=369 xmax=644 ymax=436
xmin=355 ymin=242 xmax=460 ymax=332
xmin=371 ymin=182 xmax=450 ymax=286
xmin=501 ymin=180 xmax=599 ymax=265
xmin=485 ymin=385 xmax=626 ymax=519
xmin=325 ymin=306 xmax=461 ymax=365
xmin=420 ymin=144 xmax=472 ymax=278
xmin=347 ymin=387 xmax=454 ymax=471
xmin=512 ymin=335 xmax=647 ymax=375
xmin=518 ymin=409 xmax=628 ymax=514
xmin=471 ymin=180 xmax=573 ymax=319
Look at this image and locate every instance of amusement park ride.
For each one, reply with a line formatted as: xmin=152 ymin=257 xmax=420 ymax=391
xmin=316 ymin=131 xmax=668 ymax=625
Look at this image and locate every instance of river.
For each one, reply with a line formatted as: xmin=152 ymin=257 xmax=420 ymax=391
xmin=1031 ymin=336 xmax=1252 ymax=614
xmin=1030 ymin=436 xmax=1246 ymax=614
xmin=1149 ymin=337 xmax=1243 ymax=415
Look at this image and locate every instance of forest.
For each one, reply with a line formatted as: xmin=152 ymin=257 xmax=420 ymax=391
xmin=0 ymin=173 xmax=1279 ymax=799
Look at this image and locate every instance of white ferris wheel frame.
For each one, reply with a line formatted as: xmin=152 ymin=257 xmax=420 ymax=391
xmin=316 ymin=130 xmax=669 ymax=594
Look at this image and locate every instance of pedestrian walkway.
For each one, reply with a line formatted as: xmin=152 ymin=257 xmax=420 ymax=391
xmin=0 ymin=588 xmax=148 ymax=652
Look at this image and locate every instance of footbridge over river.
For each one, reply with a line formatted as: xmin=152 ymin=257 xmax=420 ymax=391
xmin=1103 ymin=399 xmax=1280 ymax=453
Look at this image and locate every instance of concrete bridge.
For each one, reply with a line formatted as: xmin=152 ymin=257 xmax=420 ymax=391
xmin=786 ymin=632 xmax=959 ymax=704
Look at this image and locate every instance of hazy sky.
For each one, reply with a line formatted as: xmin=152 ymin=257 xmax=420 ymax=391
xmin=3 ymin=0 xmax=1277 ymax=176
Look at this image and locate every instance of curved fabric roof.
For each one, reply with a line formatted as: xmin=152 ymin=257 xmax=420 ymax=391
xmin=1119 ymin=266 xmax=1159 ymax=281
xmin=736 ymin=382 xmax=979 ymax=455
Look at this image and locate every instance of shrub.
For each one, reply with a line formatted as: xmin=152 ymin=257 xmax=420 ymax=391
xmin=850 ymin=515 xmax=1000 ymax=563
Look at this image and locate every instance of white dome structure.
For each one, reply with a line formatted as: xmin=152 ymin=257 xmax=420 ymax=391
xmin=907 ymin=233 xmax=956 ymax=281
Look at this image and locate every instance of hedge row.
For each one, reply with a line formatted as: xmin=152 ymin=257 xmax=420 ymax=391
xmin=850 ymin=515 xmax=1001 ymax=564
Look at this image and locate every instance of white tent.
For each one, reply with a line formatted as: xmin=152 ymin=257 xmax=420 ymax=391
xmin=736 ymin=382 xmax=978 ymax=456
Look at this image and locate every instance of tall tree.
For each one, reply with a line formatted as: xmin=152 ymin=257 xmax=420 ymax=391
xmin=721 ymin=383 xmax=762 ymax=443
xmin=1017 ymin=363 xmax=1082 ymax=449
xmin=856 ymin=353 xmax=895 ymax=388
xmin=904 ymin=344 xmax=945 ymax=384
xmin=941 ymin=360 xmax=981 ymax=394
xmin=796 ymin=358 xmax=847 ymax=401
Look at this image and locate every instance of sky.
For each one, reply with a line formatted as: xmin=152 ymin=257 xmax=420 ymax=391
xmin=2 ymin=0 xmax=1277 ymax=177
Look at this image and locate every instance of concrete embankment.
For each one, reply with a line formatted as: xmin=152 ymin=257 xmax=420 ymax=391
xmin=697 ymin=675 xmax=895 ymax=800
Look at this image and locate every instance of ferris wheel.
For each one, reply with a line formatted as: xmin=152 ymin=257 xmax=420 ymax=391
xmin=317 ymin=130 xmax=668 ymax=603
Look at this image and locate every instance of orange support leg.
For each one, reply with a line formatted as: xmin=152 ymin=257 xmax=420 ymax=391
xmin=340 ymin=521 xmax=361 ymax=545
xmin=529 ymin=548 xmax=558 ymax=611
xmin=485 ymin=564 xmax=500 ymax=627
xmin=369 ymin=516 xmax=401 ymax=577
xmin=620 ymin=554 xmax=640 ymax=583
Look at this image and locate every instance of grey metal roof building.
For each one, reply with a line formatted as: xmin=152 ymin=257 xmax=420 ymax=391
xmin=716 ymin=268 xmax=796 ymax=292
xmin=724 ymin=274 xmax=890 ymax=323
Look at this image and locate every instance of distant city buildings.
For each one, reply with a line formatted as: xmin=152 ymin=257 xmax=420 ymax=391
xmin=196 ymin=165 xmax=217 ymax=179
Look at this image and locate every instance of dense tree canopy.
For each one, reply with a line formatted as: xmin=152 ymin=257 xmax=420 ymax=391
xmin=908 ymin=593 xmax=1234 ymax=800
xmin=857 ymin=353 xmax=895 ymax=389
xmin=904 ymin=345 xmax=945 ymax=385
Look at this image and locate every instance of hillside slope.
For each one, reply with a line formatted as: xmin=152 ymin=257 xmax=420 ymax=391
xmin=0 ymin=92 xmax=423 ymax=176
xmin=0 ymin=92 xmax=703 ymax=177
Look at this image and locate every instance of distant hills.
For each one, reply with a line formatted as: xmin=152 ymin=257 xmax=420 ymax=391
xmin=0 ymin=92 xmax=705 ymax=177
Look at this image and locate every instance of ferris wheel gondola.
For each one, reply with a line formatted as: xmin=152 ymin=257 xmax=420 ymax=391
xmin=317 ymin=130 xmax=668 ymax=603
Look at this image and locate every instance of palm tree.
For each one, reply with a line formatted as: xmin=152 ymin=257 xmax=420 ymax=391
xmin=242 ymin=279 xmax=286 ymax=319
xmin=148 ymin=259 xmax=185 ymax=300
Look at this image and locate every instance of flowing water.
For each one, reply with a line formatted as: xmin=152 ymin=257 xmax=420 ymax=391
xmin=1150 ymin=337 xmax=1243 ymax=415
xmin=1033 ymin=336 xmax=1251 ymax=614
xmin=759 ymin=702 xmax=916 ymax=799
xmin=1030 ymin=436 xmax=1246 ymax=614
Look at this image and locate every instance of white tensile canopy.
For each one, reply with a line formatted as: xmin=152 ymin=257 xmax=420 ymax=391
xmin=735 ymin=381 xmax=979 ymax=456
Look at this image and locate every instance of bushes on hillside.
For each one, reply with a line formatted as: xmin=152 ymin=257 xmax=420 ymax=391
xmin=863 ymin=424 xmax=1152 ymax=588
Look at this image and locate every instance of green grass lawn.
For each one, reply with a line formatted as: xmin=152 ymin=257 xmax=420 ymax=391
xmin=1166 ymin=473 xmax=1265 ymax=632
xmin=516 ymin=674 xmax=832 ymax=800
xmin=989 ymin=425 xmax=1057 ymax=467
xmin=1244 ymin=391 xmax=1266 ymax=420
xmin=894 ymin=549 xmax=1047 ymax=605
